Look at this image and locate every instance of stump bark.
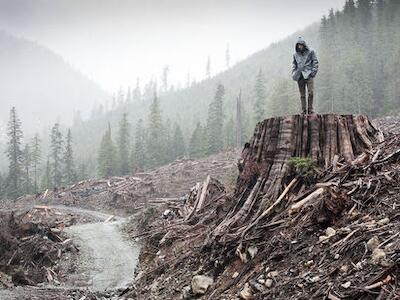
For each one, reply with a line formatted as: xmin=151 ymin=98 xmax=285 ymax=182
xmin=212 ymin=114 xmax=381 ymax=241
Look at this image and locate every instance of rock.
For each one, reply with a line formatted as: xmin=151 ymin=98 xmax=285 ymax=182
xmin=310 ymin=275 xmax=320 ymax=283
xmin=367 ymin=236 xmax=380 ymax=251
xmin=266 ymin=270 xmax=279 ymax=278
xmin=339 ymin=264 xmax=349 ymax=274
xmin=371 ymin=248 xmax=386 ymax=264
xmin=247 ymin=245 xmax=258 ymax=259
xmin=341 ymin=281 xmax=351 ymax=289
xmin=319 ymin=235 xmax=329 ymax=243
xmin=181 ymin=286 xmax=191 ymax=299
xmin=326 ymin=227 xmax=336 ymax=237
xmin=191 ymin=275 xmax=214 ymax=295
xmin=239 ymin=283 xmax=253 ymax=299
xmin=319 ymin=227 xmax=336 ymax=243
xmin=249 ymin=279 xmax=265 ymax=292
xmin=304 ymin=260 xmax=314 ymax=267
xmin=378 ymin=217 xmax=390 ymax=225
xmin=265 ymin=278 xmax=273 ymax=288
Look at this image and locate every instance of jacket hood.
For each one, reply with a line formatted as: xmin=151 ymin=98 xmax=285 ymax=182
xmin=295 ymin=37 xmax=309 ymax=52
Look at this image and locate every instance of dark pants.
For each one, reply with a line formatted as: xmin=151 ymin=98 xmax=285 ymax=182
xmin=297 ymin=76 xmax=314 ymax=113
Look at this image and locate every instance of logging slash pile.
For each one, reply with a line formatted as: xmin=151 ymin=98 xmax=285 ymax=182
xmin=128 ymin=114 xmax=400 ymax=300
xmin=4 ymin=151 xmax=238 ymax=216
xmin=0 ymin=206 xmax=84 ymax=287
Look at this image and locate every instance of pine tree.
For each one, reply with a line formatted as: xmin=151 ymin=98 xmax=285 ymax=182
xmin=254 ymin=68 xmax=267 ymax=122
xmin=171 ymin=123 xmax=185 ymax=160
xmin=41 ymin=158 xmax=51 ymax=190
xmin=267 ymin=78 xmax=297 ymax=116
xmin=117 ymin=113 xmax=131 ymax=175
xmin=50 ymin=123 xmax=63 ymax=188
xmin=133 ymin=78 xmax=141 ymax=102
xmin=125 ymin=86 xmax=132 ymax=104
xmin=63 ymin=129 xmax=77 ymax=185
xmin=132 ymin=119 xmax=146 ymax=171
xmin=224 ymin=117 xmax=235 ymax=149
xmin=97 ymin=123 xmax=116 ymax=178
xmin=77 ymin=162 xmax=88 ymax=181
xmin=162 ymin=66 xmax=169 ymax=92
xmin=31 ymin=133 xmax=41 ymax=193
xmin=206 ymin=84 xmax=225 ymax=154
xmin=189 ymin=122 xmax=206 ymax=159
xmin=163 ymin=119 xmax=174 ymax=162
xmin=5 ymin=107 xmax=23 ymax=198
xmin=21 ymin=144 xmax=32 ymax=194
xmin=146 ymin=93 xmax=164 ymax=168
xmin=206 ymin=56 xmax=211 ymax=79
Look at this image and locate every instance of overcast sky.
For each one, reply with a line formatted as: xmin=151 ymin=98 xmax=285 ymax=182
xmin=0 ymin=0 xmax=346 ymax=92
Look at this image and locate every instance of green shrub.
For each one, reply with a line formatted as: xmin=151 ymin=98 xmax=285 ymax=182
xmin=288 ymin=157 xmax=314 ymax=178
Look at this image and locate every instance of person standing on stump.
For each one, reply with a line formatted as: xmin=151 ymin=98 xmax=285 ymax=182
xmin=292 ymin=37 xmax=319 ymax=114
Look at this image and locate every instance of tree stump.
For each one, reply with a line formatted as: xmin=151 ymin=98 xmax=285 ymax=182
xmin=212 ymin=114 xmax=380 ymax=241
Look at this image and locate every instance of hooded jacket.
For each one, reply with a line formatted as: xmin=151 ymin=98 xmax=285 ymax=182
xmin=292 ymin=37 xmax=319 ymax=81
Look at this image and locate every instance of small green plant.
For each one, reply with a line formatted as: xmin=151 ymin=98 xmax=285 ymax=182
xmin=288 ymin=157 xmax=315 ymax=179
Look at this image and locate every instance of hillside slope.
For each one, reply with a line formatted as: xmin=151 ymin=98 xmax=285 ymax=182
xmin=71 ymin=24 xmax=320 ymax=171
xmin=0 ymin=31 xmax=109 ymax=133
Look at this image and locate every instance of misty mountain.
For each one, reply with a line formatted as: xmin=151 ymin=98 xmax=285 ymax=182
xmin=0 ymin=30 xmax=109 ymax=135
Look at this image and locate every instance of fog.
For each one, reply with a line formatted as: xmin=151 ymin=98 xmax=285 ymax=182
xmin=0 ymin=0 xmax=346 ymax=92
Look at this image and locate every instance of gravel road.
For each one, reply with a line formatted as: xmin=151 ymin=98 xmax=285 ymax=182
xmin=0 ymin=206 xmax=140 ymax=299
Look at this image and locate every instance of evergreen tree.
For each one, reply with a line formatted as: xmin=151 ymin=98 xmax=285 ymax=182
xmin=171 ymin=123 xmax=185 ymax=160
xmin=5 ymin=107 xmax=23 ymax=198
xmin=97 ymin=123 xmax=116 ymax=178
xmin=41 ymin=158 xmax=51 ymax=190
xmin=254 ymin=68 xmax=267 ymax=122
xmin=189 ymin=122 xmax=206 ymax=159
xmin=206 ymin=84 xmax=225 ymax=154
xmin=133 ymin=78 xmax=141 ymax=102
xmin=117 ymin=113 xmax=131 ymax=175
xmin=63 ymin=129 xmax=77 ymax=185
xmin=50 ymin=123 xmax=63 ymax=188
xmin=206 ymin=56 xmax=211 ymax=79
xmin=163 ymin=119 xmax=174 ymax=162
xmin=224 ymin=117 xmax=235 ymax=149
xmin=267 ymin=78 xmax=297 ymax=116
xmin=126 ymin=86 xmax=132 ymax=103
xmin=146 ymin=93 xmax=165 ymax=168
xmin=162 ymin=66 xmax=169 ymax=92
xmin=132 ymin=119 xmax=146 ymax=171
xmin=21 ymin=144 xmax=32 ymax=194
xmin=31 ymin=133 xmax=41 ymax=193
xmin=77 ymin=162 xmax=88 ymax=181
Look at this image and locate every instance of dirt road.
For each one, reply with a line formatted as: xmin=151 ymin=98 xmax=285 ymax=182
xmin=65 ymin=217 xmax=139 ymax=291
xmin=0 ymin=206 xmax=140 ymax=299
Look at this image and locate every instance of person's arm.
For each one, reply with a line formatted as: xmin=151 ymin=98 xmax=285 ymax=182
xmin=292 ymin=55 xmax=297 ymax=75
xmin=311 ymin=50 xmax=319 ymax=77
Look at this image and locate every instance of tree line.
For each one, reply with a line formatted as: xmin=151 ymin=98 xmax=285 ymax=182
xmin=0 ymin=107 xmax=84 ymax=199
xmin=96 ymin=84 xmax=250 ymax=178
xmin=317 ymin=0 xmax=400 ymax=117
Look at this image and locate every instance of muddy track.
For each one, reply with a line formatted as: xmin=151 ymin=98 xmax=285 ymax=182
xmin=0 ymin=206 xmax=140 ymax=299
